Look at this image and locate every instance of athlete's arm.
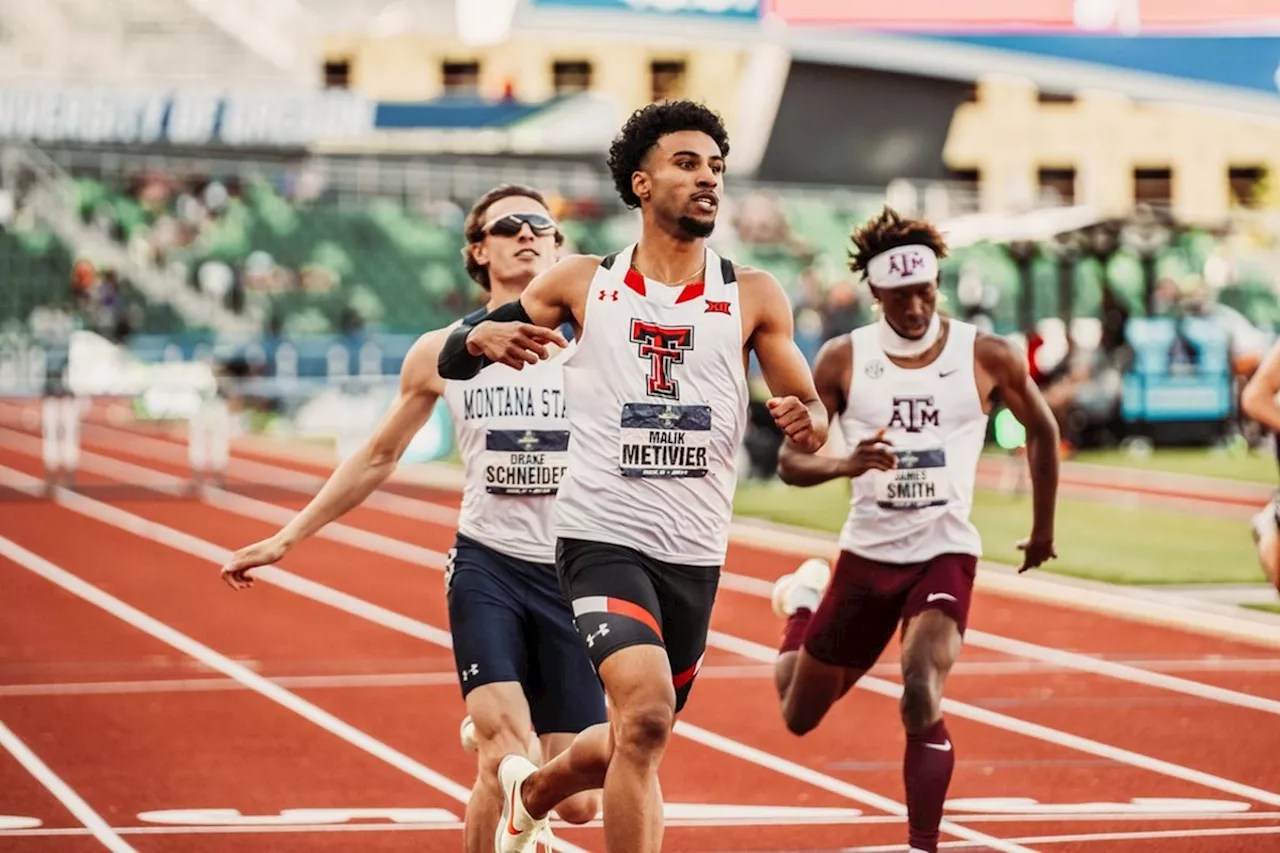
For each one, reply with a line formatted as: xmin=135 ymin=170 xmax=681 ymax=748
xmin=220 ymin=331 xmax=448 ymax=589
xmin=977 ymin=333 xmax=1060 ymax=572
xmin=437 ymin=256 xmax=594 ymax=379
xmin=1242 ymin=339 xmax=1280 ymax=432
xmin=776 ymin=336 xmax=894 ymax=486
xmin=743 ymin=269 xmax=828 ymax=454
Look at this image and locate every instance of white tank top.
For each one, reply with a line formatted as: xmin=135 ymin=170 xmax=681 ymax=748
xmin=553 ymin=244 xmax=748 ymax=566
xmin=838 ymin=319 xmax=987 ymax=563
xmin=442 ymin=337 xmax=572 ymax=564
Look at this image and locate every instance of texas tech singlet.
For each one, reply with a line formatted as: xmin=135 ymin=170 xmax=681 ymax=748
xmin=553 ymin=245 xmax=747 ymax=566
xmin=838 ymin=318 xmax=988 ymax=563
xmin=443 ymin=332 xmax=572 ymax=564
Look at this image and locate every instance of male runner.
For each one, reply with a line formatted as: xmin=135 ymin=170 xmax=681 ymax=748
xmin=437 ymin=100 xmax=828 ymax=853
xmin=1242 ymin=337 xmax=1280 ymax=595
xmin=218 ymin=185 xmax=604 ymax=852
xmin=769 ymin=207 xmax=1060 ymax=853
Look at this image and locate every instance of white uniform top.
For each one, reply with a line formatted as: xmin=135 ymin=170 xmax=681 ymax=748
xmin=553 ymin=244 xmax=748 ymax=566
xmin=442 ymin=341 xmax=572 ymax=564
xmin=838 ymin=319 xmax=988 ymax=563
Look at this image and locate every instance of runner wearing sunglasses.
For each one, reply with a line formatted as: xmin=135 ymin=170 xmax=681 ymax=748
xmin=219 ymin=185 xmax=604 ymax=852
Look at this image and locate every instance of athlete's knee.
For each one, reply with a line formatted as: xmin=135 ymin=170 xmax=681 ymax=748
xmin=473 ymin=711 xmax=532 ymax=775
xmin=899 ymin=666 xmax=942 ymax=733
xmin=612 ymin=700 xmax=674 ymax=758
xmin=781 ymin=687 xmax=828 ymax=736
xmin=554 ymin=791 xmax=601 ymax=825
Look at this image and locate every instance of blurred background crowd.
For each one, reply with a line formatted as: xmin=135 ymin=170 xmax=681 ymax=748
xmin=3 ymin=0 xmax=1280 ymax=468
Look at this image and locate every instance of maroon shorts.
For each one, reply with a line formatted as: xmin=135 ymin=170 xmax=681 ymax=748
xmin=803 ymin=550 xmax=977 ymax=671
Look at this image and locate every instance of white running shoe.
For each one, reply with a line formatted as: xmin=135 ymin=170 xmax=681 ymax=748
xmin=495 ymin=755 xmax=549 ymax=853
xmin=459 ymin=715 xmax=477 ymax=753
xmin=771 ymin=558 xmax=831 ymax=618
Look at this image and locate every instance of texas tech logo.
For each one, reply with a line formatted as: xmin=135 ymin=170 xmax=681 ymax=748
xmin=630 ymin=320 xmax=694 ymax=400
xmin=887 ymin=396 xmax=939 ymax=433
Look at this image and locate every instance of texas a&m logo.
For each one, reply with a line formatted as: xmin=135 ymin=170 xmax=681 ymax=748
xmin=630 ymin=320 xmax=694 ymax=400
xmin=886 ymin=249 xmax=926 ymax=280
xmin=887 ymin=396 xmax=939 ymax=433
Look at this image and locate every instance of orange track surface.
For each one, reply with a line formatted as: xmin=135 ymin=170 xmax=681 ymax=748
xmin=2 ymin=416 xmax=1280 ymax=851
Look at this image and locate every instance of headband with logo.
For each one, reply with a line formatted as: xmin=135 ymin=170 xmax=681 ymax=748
xmin=865 ymin=244 xmax=939 ymax=288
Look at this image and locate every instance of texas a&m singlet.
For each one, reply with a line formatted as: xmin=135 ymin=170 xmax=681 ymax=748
xmin=838 ymin=318 xmax=988 ymax=563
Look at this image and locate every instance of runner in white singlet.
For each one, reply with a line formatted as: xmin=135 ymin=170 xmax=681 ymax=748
xmin=218 ymin=186 xmax=604 ymax=853
xmin=437 ymin=102 xmax=829 ymax=853
xmin=1242 ymin=339 xmax=1280 ymax=595
xmin=768 ymin=208 xmax=1061 ymax=853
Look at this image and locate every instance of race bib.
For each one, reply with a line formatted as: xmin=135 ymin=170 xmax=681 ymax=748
xmin=482 ymin=429 xmax=570 ymax=495
xmin=874 ymin=448 xmax=950 ymax=510
xmin=618 ymin=403 xmax=711 ymax=478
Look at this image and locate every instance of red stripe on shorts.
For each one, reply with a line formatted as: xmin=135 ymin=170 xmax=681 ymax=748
xmin=672 ymin=658 xmax=701 ymax=689
xmin=608 ymin=597 xmax=663 ymax=640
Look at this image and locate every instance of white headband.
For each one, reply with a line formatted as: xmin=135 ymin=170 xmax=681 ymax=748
xmin=865 ymin=244 xmax=939 ymax=288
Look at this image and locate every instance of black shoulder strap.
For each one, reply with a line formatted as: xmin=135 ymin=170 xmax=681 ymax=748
xmin=461 ymin=307 xmax=488 ymax=325
xmin=719 ymin=256 xmax=736 ymax=284
xmin=600 ymin=252 xmax=620 ymax=270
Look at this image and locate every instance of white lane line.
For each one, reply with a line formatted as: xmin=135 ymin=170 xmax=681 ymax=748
xmin=15 ymin=425 xmax=1278 ymax=717
xmin=0 ymin=536 xmax=592 ymax=853
xmin=844 ymin=823 xmax=1280 ymax=851
xmin=8 ymin=454 xmax=1280 ymax=809
xmin=674 ymin=721 xmax=1033 ymax=853
xmin=0 ymin=719 xmax=137 ymax=852
xmin=0 ymin=467 xmax=1030 ymax=853
xmin=706 ymin=631 xmax=1280 ymax=808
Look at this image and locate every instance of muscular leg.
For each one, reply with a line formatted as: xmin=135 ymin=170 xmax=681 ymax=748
xmin=464 ymin=682 xmax=537 ymax=853
xmin=775 ymin=646 xmax=863 ymax=736
xmin=523 ymin=645 xmax=674 ymax=853
xmin=537 ymin=732 xmax=603 ymax=824
xmin=899 ymin=609 xmax=962 ymax=853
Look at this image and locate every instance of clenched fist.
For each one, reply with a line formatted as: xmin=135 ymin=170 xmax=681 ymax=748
xmin=768 ymin=395 xmax=823 ymax=453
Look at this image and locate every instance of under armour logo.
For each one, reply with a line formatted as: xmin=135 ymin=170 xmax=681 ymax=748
xmin=598 ymin=290 xmax=619 ymax=301
xmin=460 ymin=663 xmax=479 ymax=681
xmin=585 ymin=622 xmax=610 ymax=648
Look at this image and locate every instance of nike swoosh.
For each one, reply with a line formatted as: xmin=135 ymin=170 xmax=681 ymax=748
xmin=506 ymin=784 xmax=522 ymax=835
xmin=924 ymin=740 xmax=953 ymax=752
xmin=926 ymin=592 xmax=957 ymax=603
xmin=939 ymin=369 xmax=959 ymax=378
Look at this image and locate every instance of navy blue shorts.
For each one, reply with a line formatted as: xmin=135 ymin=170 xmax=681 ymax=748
xmin=445 ymin=534 xmax=607 ymax=736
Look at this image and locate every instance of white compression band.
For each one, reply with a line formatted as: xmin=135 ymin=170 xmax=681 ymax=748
xmin=866 ymin=244 xmax=939 ymax=288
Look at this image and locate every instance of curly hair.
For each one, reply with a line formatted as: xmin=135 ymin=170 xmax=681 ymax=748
xmin=461 ymin=184 xmax=552 ymax=291
xmin=848 ymin=206 xmax=948 ymax=281
xmin=607 ymin=101 xmax=730 ymax=209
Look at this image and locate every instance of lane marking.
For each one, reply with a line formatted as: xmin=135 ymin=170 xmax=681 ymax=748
xmin=12 ymin=426 xmax=1279 ymax=715
xmin=0 ymin=719 xmax=136 ymax=851
xmin=8 ymin=456 xmax=1280 ymax=811
xmin=0 ymin=534 xmax=591 ymax=853
xmin=0 ymin=467 xmax=1030 ymax=853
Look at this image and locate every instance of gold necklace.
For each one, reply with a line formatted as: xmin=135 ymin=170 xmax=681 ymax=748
xmin=631 ymin=260 xmax=706 ymax=286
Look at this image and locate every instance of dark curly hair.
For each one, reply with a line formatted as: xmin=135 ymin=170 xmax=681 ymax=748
xmin=848 ymin=206 xmax=948 ymax=281
xmin=607 ymin=101 xmax=730 ymax=209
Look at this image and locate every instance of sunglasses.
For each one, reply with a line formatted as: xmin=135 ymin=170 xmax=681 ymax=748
xmin=480 ymin=212 xmax=561 ymax=240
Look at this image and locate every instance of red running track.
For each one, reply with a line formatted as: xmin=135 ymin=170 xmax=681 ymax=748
xmin=1 ymin=421 xmax=1279 ymax=851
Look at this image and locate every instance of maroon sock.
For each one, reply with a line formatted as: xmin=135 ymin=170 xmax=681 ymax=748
xmin=903 ymin=718 xmax=954 ymax=853
xmin=779 ymin=608 xmax=812 ymax=654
